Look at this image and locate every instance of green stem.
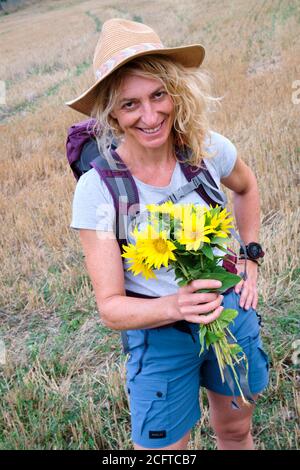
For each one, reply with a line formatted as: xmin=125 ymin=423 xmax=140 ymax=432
xmin=200 ymin=254 xmax=204 ymax=270
xmin=175 ymin=258 xmax=190 ymax=282
xmin=225 ymin=327 xmax=238 ymax=342
xmin=205 ymin=318 xmax=251 ymax=406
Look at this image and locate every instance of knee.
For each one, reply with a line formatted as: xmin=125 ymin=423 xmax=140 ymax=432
xmin=212 ymin=419 xmax=251 ymax=443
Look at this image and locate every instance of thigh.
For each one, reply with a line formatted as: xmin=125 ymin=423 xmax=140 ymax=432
xmin=125 ymin=326 xmax=203 ymax=449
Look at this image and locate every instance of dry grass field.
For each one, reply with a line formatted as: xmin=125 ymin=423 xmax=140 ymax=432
xmin=0 ymin=0 xmax=299 ymax=450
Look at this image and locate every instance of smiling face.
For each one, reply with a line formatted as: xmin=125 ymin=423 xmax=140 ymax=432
xmin=110 ymin=74 xmax=175 ymax=152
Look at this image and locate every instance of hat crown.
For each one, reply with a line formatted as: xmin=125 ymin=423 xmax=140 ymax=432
xmin=66 ymin=18 xmax=205 ymax=116
xmin=93 ymin=19 xmax=162 ymax=73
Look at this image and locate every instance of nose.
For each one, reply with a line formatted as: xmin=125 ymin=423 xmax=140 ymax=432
xmin=140 ymin=102 xmax=161 ymax=128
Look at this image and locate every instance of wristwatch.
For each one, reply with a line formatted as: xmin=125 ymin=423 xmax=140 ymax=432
xmin=239 ymin=242 xmax=265 ymax=265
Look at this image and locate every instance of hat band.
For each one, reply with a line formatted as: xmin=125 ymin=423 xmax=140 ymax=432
xmin=95 ymin=42 xmax=164 ymax=79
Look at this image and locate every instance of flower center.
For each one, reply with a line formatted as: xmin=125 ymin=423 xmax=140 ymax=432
xmin=153 ymin=238 xmax=168 ymax=254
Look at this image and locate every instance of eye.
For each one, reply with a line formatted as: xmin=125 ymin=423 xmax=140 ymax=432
xmin=154 ymin=91 xmax=166 ymax=99
xmin=122 ymin=101 xmax=136 ymax=110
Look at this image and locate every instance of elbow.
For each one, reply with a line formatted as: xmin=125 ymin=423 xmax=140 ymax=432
xmin=97 ymin=296 xmax=124 ymax=331
xmin=99 ymin=309 xmax=113 ymax=329
xmin=98 ymin=306 xmax=115 ymax=330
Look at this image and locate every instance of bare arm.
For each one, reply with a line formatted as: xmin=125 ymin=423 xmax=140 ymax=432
xmin=221 ymin=156 xmax=260 ymax=310
xmin=79 ymin=229 xmax=224 ymax=331
xmin=221 ymin=156 xmax=260 ymax=243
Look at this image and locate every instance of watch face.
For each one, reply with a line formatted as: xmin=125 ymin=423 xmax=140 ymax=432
xmin=248 ymin=243 xmax=263 ymax=259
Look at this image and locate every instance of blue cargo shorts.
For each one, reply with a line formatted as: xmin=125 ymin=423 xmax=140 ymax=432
xmin=125 ymin=289 xmax=269 ymax=449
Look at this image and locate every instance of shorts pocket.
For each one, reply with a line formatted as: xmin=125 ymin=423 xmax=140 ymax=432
xmin=257 ymin=345 xmax=270 ymax=372
xmin=248 ymin=339 xmax=270 ymax=393
xmin=127 ymin=376 xmax=169 ymax=438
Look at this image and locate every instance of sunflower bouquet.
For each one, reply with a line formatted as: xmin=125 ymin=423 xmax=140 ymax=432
xmin=122 ymin=202 xmax=251 ymax=405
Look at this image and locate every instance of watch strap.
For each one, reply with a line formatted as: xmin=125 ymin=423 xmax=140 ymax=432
xmin=239 ymin=255 xmax=263 ymax=266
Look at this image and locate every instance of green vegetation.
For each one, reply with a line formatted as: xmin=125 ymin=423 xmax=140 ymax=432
xmin=0 ymin=0 xmax=299 ymax=450
xmin=0 ymin=269 xmax=298 ymax=448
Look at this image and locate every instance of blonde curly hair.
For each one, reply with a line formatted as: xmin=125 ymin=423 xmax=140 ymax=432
xmin=90 ymin=55 xmax=222 ymax=167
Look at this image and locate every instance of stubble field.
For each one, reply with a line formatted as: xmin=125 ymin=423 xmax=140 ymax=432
xmin=0 ymin=0 xmax=299 ymax=449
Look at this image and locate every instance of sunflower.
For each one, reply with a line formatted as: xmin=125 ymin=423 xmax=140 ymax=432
xmin=121 ymin=243 xmax=156 ymax=280
xmin=146 ymin=201 xmax=175 ymax=215
xmin=176 ymin=205 xmax=214 ymax=251
xmin=206 ymin=205 xmax=234 ymax=238
xmin=129 ymin=260 xmax=157 ymax=280
xmin=134 ymin=226 xmax=177 ymax=269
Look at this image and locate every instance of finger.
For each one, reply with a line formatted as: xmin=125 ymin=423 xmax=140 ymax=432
xmin=239 ymin=288 xmax=255 ymax=311
xmin=185 ymin=279 xmax=222 ymax=293
xmin=178 ymin=292 xmax=219 ymax=307
xmin=245 ymin=290 xmax=258 ymax=310
xmin=181 ymin=296 xmax=223 ymax=316
xmin=186 ymin=306 xmax=224 ymax=325
xmin=244 ymin=294 xmax=255 ymax=311
xmin=234 ymin=280 xmax=244 ymax=294
xmin=252 ymin=291 xmax=258 ymax=310
xmin=239 ymin=286 xmax=248 ymax=309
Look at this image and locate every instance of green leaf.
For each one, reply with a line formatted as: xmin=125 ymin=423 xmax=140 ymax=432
xmin=177 ymin=279 xmax=188 ymax=287
xmin=206 ymin=330 xmax=220 ymax=347
xmin=228 ymin=343 xmax=243 ymax=355
xmin=195 ymin=271 xmax=242 ymax=293
xmin=211 ymin=236 xmax=231 ymax=245
xmin=222 ymin=308 xmax=239 ymax=321
xmin=213 ymin=244 xmax=229 ymax=253
xmin=217 ymin=308 xmax=238 ymax=328
xmin=214 ymin=329 xmax=226 ymax=339
xmin=201 ymin=244 xmax=214 ymax=260
xmin=180 ymin=255 xmax=200 ymax=267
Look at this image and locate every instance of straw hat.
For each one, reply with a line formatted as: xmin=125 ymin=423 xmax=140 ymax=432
xmin=65 ymin=18 xmax=205 ymax=116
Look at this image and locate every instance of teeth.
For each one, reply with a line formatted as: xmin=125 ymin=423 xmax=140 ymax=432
xmin=140 ymin=122 xmax=162 ymax=133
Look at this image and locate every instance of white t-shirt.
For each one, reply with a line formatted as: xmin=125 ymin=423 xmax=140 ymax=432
xmin=70 ymin=130 xmax=237 ymax=296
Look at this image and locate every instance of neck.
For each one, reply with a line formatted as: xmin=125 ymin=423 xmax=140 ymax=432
xmin=116 ymin=136 xmax=176 ymax=171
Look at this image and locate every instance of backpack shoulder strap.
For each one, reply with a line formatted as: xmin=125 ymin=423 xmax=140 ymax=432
xmin=178 ymin=155 xmax=227 ymax=208
xmin=91 ymin=149 xmax=139 ymax=250
xmin=174 ymin=149 xmax=246 ymax=274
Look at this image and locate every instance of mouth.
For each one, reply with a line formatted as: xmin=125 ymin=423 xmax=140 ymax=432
xmin=136 ymin=119 xmax=165 ymax=135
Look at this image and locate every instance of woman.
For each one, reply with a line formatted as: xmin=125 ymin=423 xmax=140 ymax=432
xmin=66 ymin=18 xmax=269 ymax=450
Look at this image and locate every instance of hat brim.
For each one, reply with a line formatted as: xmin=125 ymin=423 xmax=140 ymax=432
xmin=65 ymin=44 xmax=205 ymax=117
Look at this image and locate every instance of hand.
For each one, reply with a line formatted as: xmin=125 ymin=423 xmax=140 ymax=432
xmin=175 ymin=279 xmax=224 ymax=325
xmin=234 ymin=259 xmax=259 ymax=310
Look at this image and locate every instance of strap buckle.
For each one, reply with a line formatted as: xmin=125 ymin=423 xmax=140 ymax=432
xmin=168 ymin=187 xmax=186 ymax=203
xmin=190 ymin=174 xmax=202 ymax=187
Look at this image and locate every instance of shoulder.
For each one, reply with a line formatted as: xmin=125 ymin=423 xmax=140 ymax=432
xmin=204 ymin=130 xmax=238 ymax=179
xmin=204 ymin=130 xmax=237 ymax=156
xmin=70 ymin=168 xmax=116 ymax=231
xmin=75 ymin=168 xmax=101 ymax=188
xmin=73 ymin=168 xmax=113 ymax=203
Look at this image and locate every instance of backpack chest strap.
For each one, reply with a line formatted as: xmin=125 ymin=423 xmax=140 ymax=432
xmin=163 ymin=173 xmax=227 ymax=207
